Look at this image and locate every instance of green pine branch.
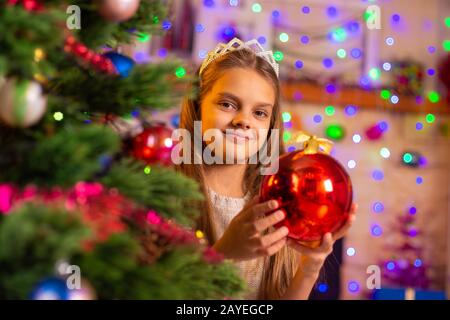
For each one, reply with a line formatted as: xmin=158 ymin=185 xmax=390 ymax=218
xmin=0 ymin=6 xmax=65 ymax=79
xmin=49 ymin=61 xmax=190 ymax=117
xmin=0 ymin=124 xmax=120 ymax=187
xmin=101 ymin=158 xmax=204 ymax=227
xmin=0 ymin=204 xmax=90 ymax=299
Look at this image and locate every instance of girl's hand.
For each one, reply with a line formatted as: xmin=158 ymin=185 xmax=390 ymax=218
xmin=287 ymin=203 xmax=358 ymax=277
xmin=213 ymin=196 xmax=289 ymax=261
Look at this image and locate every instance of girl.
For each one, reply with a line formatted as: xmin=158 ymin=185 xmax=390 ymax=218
xmin=177 ymin=38 xmax=356 ymax=300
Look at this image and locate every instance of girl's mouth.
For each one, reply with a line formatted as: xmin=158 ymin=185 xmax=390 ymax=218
xmin=222 ymin=130 xmax=255 ymax=144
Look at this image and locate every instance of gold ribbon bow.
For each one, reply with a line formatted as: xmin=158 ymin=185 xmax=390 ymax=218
xmin=288 ymin=131 xmax=334 ymax=155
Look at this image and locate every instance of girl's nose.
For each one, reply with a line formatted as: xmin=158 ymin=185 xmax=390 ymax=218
xmin=231 ymin=112 xmax=251 ymax=130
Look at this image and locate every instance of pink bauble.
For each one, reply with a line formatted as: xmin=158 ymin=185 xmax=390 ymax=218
xmin=98 ymin=0 xmax=140 ymax=22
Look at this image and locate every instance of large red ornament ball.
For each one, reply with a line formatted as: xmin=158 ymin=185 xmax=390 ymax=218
xmin=132 ymin=125 xmax=174 ymax=165
xmin=260 ymin=150 xmax=353 ymax=246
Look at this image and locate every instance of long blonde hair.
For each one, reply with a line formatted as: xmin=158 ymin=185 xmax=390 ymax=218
xmin=176 ymin=49 xmax=298 ymax=299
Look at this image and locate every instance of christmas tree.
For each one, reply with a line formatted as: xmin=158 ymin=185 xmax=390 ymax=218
xmin=379 ymin=209 xmax=430 ymax=290
xmin=0 ymin=0 xmax=244 ymax=299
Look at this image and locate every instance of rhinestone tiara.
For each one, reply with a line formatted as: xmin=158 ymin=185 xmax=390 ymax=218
xmin=199 ymin=37 xmax=279 ymax=78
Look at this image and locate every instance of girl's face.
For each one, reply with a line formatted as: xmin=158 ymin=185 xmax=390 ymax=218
xmin=200 ymin=68 xmax=276 ymax=163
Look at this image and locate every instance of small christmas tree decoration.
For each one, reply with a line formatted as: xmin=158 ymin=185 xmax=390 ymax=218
xmin=102 ymin=52 xmax=135 ymax=77
xmin=0 ymin=78 xmax=47 ymax=127
xmin=131 ymin=125 xmax=174 ymax=166
xmin=98 ymin=0 xmax=141 ymax=22
xmin=64 ymin=36 xmax=117 ymax=75
xmin=260 ymin=133 xmax=353 ymax=247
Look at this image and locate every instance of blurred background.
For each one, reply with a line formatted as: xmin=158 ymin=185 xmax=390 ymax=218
xmin=122 ymin=0 xmax=450 ymax=300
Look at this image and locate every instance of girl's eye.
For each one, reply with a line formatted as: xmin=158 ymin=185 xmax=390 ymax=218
xmin=219 ymin=102 xmax=237 ymax=110
xmin=254 ymin=110 xmax=269 ymax=118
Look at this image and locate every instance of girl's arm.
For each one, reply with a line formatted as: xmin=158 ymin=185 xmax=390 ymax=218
xmin=280 ymin=268 xmax=320 ymax=300
xmin=279 ymin=205 xmax=357 ymax=300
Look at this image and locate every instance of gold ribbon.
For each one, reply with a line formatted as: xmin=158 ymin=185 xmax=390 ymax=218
xmin=288 ymin=131 xmax=334 ymax=155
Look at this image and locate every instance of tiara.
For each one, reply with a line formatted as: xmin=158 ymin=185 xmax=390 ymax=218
xmin=199 ymin=37 xmax=279 ymax=78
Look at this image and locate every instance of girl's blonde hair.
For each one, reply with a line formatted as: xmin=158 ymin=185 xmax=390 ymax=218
xmin=176 ymin=48 xmax=298 ymax=299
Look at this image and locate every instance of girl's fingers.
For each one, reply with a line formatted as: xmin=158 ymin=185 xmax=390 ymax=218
xmin=286 ymin=239 xmax=317 ymax=255
xmin=252 ymin=209 xmax=286 ymax=233
xmin=332 ymin=205 xmax=357 ymax=241
xmin=255 ymin=226 xmax=289 ymax=248
xmin=319 ymin=233 xmax=334 ymax=254
xmin=256 ymin=237 xmax=287 ymax=257
xmin=245 ymin=199 xmax=281 ymax=221
xmin=332 ymin=214 xmax=355 ymax=241
xmin=287 ymin=233 xmax=334 ymax=255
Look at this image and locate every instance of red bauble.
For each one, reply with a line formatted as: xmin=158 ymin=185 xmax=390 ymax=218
xmin=132 ymin=125 xmax=174 ymax=165
xmin=260 ymin=147 xmax=353 ymax=246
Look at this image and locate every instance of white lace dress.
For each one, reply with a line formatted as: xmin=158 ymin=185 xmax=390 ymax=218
xmin=207 ymin=187 xmax=265 ymax=300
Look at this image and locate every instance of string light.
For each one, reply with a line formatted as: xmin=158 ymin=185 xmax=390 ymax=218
xmin=323 ymin=58 xmax=333 ymax=68
xmin=445 ymin=17 xmax=450 ymax=28
xmin=326 ymin=84 xmax=336 ymax=94
xmin=443 ymin=40 xmax=450 ymax=51
xmin=425 ymin=113 xmax=435 ymax=123
xmin=318 ymin=283 xmax=328 ymax=293
xmin=175 ymin=67 xmax=186 ymax=78
xmin=345 ymin=105 xmax=357 ymax=116
xmin=346 ymin=247 xmax=356 ymax=256
xmin=300 ymin=35 xmax=310 ymax=44
xmin=279 ymin=32 xmax=289 ymax=42
xmin=380 ymin=89 xmax=391 ymax=100
xmin=282 ymin=112 xmax=291 ymax=122
xmin=34 ymin=48 xmax=45 ymax=62
xmin=325 ymin=105 xmax=335 ymax=116
xmin=325 ymin=124 xmax=345 ymax=140
xmin=53 ymin=112 xmax=64 ymax=121
xmin=385 ymin=37 xmax=395 ymax=46
xmin=195 ymin=24 xmax=205 ymax=33
xmin=295 ymin=60 xmax=304 ymax=69
xmin=369 ymin=68 xmax=381 ymax=80
xmin=351 ymin=48 xmax=362 ymax=59
xmin=371 ymin=224 xmax=383 ymax=237
xmin=372 ymin=170 xmax=384 ymax=181
xmin=162 ymin=20 xmax=172 ymax=30
xmin=273 ymin=51 xmax=284 ymax=61
xmin=348 ymin=281 xmax=360 ymax=293
xmin=428 ymin=91 xmax=440 ymax=103
xmin=380 ymin=147 xmax=390 ymax=158
xmin=313 ymin=115 xmax=322 ymax=123
xmin=382 ymin=62 xmax=392 ymax=71
xmin=326 ymin=6 xmax=338 ymax=18
xmin=416 ymin=122 xmax=423 ymax=131
xmin=390 ymin=95 xmax=399 ymax=104
xmin=252 ymin=3 xmax=262 ymax=13
xmin=283 ymin=131 xmax=292 ymax=143
xmin=373 ymin=202 xmax=384 ymax=213
xmin=386 ymin=261 xmax=395 ymax=270
xmin=416 ymin=176 xmax=423 ymax=184
xmin=347 ymin=160 xmax=356 ymax=169
xmin=352 ymin=134 xmax=361 ymax=144
xmin=337 ymin=48 xmax=347 ymax=58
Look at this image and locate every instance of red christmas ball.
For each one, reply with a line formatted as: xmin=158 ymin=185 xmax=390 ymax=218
xmin=260 ymin=150 xmax=353 ymax=246
xmin=132 ymin=125 xmax=174 ymax=165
